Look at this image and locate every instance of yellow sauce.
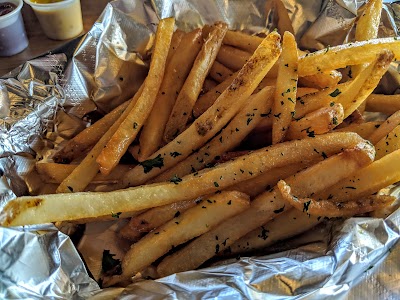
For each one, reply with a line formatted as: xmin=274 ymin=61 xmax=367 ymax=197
xmin=31 ymin=0 xmax=64 ymax=3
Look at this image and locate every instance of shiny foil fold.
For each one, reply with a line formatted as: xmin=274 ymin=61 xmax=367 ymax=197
xmin=0 ymin=0 xmax=400 ymax=299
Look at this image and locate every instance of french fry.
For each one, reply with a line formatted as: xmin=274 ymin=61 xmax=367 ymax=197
xmin=36 ymin=163 xmax=135 ymax=184
xmin=365 ymin=94 xmax=400 ymax=114
xmin=375 ymin=125 xmax=400 ymax=159
xmin=0 ymin=132 xmax=369 ymax=226
xmin=278 ymin=180 xmax=394 ymax=217
xmin=56 ymin=84 xmax=144 ymax=194
xmin=151 ymin=86 xmax=275 ymax=182
xmin=192 ymin=71 xmax=238 ymax=118
xmin=335 ymin=121 xmax=382 ymax=139
xmin=119 ymin=32 xmax=282 ymax=187
xmin=53 ymin=100 xmax=130 ymax=164
xmin=96 ymin=17 xmax=175 ymax=174
xmin=298 ymin=37 xmax=400 ymax=76
xmin=286 ymin=103 xmax=344 ymax=140
xmin=298 ymin=70 xmax=342 ymax=89
xmin=138 ymin=28 xmax=204 ymax=161
xmin=316 ymin=149 xmax=400 ymax=202
xmin=164 ymin=23 xmax=228 ymax=142
xmin=165 ymin=29 xmax=185 ymax=64
xmin=265 ymin=0 xmax=295 ymax=34
xmin=105 ymin=191 xmax=250 ymax=285
xmin=119 ymin=198 xmax=199 ymax=241
xmin=156 ymin=144 xmax=374 ymax=277
xmin=209 ymin=61 xmax=234 ymax=83
xmin=228 ymin=208 xmax=322 ymax=255
xmin=272 ymin=31 xmax=298 ymax=144
xmin=216 ymin=44 xmax=251 ymax=71
xmin=368 ymin=110 xmax=400 ymax=144
xmin=296 ymin=87 xmax=319 ymax=97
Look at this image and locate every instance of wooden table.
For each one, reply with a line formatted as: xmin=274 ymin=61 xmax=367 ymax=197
xmin=0 ymin=0 xmax=112 ymax=76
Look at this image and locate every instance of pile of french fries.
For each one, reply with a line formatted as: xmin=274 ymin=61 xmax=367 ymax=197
xmin=2 ymin=0 xmax=400 ymax=286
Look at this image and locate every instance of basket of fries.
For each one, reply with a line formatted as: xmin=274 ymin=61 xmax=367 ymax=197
xmin=1 ymin=0 xmax=400 ymax=298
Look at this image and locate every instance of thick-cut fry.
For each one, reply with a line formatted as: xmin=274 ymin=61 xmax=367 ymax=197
xmin=365 ymin=94 xmax=400 ymax=114
xmin=53 ymin=101 xmax=130 ymax=164
xmin=209 ymin=61 xmax=234 ymax=83
xmin=272 ymin=31 xmax=298 ymax=144
xmin=165 ymin=29 xmax=185 ymax=64
xmin=119 ymin=32 xmax=282 ymax=187
xmin=265 ymin=0 xmax=295 ymax=34
xmin=37 ymin=163 xmax=135 ymax=184
xmin=228 ymin=208 xmax=322 ymax=255
xmin=298 ymin=70 xmax=342 ymax=89
xmin=368 ymin=110 xmax=400 ymax=144
xmin=138 ymin=29 xmax=204 ymax=161
xmin=0 ymin=132 xmax=369 ymax=226
xmin=278 ymin=180 xmax=394 ymax=217
xmin=298 ymin=37 xmax=400 ymax=76
xmin=192 ymin=71 xmax=238 ymax=118
xmin=335 ymin=121 xmax=382 ymax=139
xmin=375 ymin=125 xmax=400 ymax=159
xmin=164 ymin=23 xmax=228 ymax=142
xmin=96 ymin=18 xmax=175 ymax=174
xmin=216 ymin=45 xmax=251 ymax=71
xmin=151 ymin=87 xmax=275 ymax=182
xmin=119 ymin=198 xmax=199 ymax=241
xmin=286 ymin=104 xmax=344 ymax=140
xmin=156 ymin=145 xmax=374 ymax=277
xmin=316 ymin=149 xmax=400 ymax=202
xmin=105 ymin=191 xmax=250 ymax=285
xmin=56 ymin=84 xmax=144 ymax=194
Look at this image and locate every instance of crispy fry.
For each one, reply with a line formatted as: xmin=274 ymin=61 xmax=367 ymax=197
xmin=375 ymin=125 xmax=400 ymax=159
xmin=105 ymin=191 xmax=250 ymax=285
xmin=96 ymin=17 xmax=175 ymax=174
xmin=119 ymin=198 xmax=199 ymax=241
xmin=368 ymin=110 xmax=400 ymax=144
xmin=209 ymin=61 xmax=234 ymax=83
xmin=298 ymin=37 xmax=400 ymax=76
xmin=296 ymin=87 xmax=319 ymax=97
xmin=164 ymin=23 xmax=228 ymax=142
xmin=156 ymin=144 xmax=374 ymax=277
xmin=166 ymin=29 xmax=185 ymax=64
xmin=365 ymin=94 xmax=400 ymax=114
xmin=138 ymin=28 xmax=204 ymax=161
xmin=53 ymin=100 xmax=130 ymax=164
xmin=334 ymin=121 xmax=382 ymax=139
xmin=286 ymin=104 xmax=344 ymax=140
xmin=298 ymin=70 xmax=342 ymax=89
xmin=120 ymin=32 xmax=282 ymax=187
xmin=278 ymin=180 xmax=394 ymax=217
xmin=216 ymin=44 xmax=251 ymax=71
xmin=151 ymin=86 xmax=275 ymax=182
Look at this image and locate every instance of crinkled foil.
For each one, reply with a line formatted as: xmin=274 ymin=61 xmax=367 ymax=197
xmin=1 ymin=0 xmax=400 ymax=299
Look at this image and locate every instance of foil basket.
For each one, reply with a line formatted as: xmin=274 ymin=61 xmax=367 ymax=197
xmin=1 ymin=0 xmax=400 ymax=299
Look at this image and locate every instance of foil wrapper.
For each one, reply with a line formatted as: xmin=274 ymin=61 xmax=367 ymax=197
xmin=1 ymin=0 xmax=400 ymax=299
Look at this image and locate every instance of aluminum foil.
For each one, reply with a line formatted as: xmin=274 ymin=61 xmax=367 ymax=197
xmin=1 ymin=0 xmax=400 ymax=299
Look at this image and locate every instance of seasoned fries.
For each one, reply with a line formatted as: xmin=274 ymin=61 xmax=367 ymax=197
xmin=3 ymin=12 xmax=400 ymax=286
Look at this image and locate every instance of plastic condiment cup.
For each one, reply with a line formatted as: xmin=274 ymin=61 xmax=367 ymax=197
xmin=0 ymin=0 xmax=29 ymax=56
xmin=24 ymin=0 xmax=83 ymax=40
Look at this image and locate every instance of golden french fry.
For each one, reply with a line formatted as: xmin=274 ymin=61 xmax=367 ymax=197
xmin=119 ymin=198 xmax=199 ymax=241
xmin=298 ymin=70 xmax=342 ymax=89
xmin=266 ymin=0 xmax=295 ymax=34
xmin=216 ymin=44 xmax=251 ymax=71
xmin=36 ymin=163 xmax=135 ymax=184
xmin=286 ymin=104 xmax=344 ymax=140
xmin=56 ymin=84 xmax=144 ymax=194
xmin=192 ymin=71 xmax=238 ymax=118
xmin=105 ymin=191 xmax=250 ymax=285
xmin=368 ymin=110 xmax=400 ymax=144
xmin=296 ymin=87 xmax=319 ymax=97
xmin=156 ymin=144 xmax=374 ymax=277
xmin=0 ymin=132 xmax=368 ymax=226
xmin=278 ymin=180 xmax=394 ymax=217
xmin=316 ymin=149 xmax=400 ymax=202
xmin=209 ymin=61 xmax=234 ymax=83
xmin=138 ymin=28 xmax=204 ymax=161
xmin=228 ymin=208 xmax=322 ymax=255
xmin=334 ymin=121 xmax=382 ymax=139
xmin=375 ymin=125 xmax=400 ymax=159
xmin=365 ymin=94 xmax=400 ymax=114
xmin=53 ymin=101 xmax=130 ymax=164
xmin=272 ymin=31 xmax=298 ymax=144
xmin=166 ymin=29 xmax=185 ymax=64
xmin=151 ymin=86 xmax=275 ymax=182
xmin=120 ymin=32 xmax=282 ymax=187
xmin=96 ymin=17 xmax=175 ymax=174
xmin=164 ymin=23 xmax=228 ymax=142
xmin=298 ymin=37 xmax=400 ymax=76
